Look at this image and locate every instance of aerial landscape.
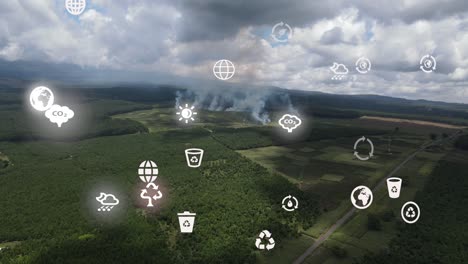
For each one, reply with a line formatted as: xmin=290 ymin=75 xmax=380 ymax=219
xmin=1 ymin=0 xmax=468 ymax=263
xmin=1 ymin=81 xmax=468 ymax=263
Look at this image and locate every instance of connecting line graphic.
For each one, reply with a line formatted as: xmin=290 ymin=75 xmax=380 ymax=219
xmin=140 ymin=182 xmax=163 ymax=207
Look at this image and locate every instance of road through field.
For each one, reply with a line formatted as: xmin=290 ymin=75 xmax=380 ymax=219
xmin=293 ymin=132 xmax=460 ymax=264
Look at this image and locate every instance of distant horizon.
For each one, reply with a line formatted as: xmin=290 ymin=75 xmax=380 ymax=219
xmin=1 ymin=58 xmax=468 ymax=107
xmin=2 ymin=1 xmax=468 ymax=103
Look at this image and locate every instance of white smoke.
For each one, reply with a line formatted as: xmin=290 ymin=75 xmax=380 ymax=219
xmin=173 ymin=84 xmax=296 ymax=125
xmin=225 ymin=91 xmax=271 ymax=124
xmin=175 ymin=90 xmax=182 ymax=109
xmin=279 ymin=92 xmax=299 ymax=114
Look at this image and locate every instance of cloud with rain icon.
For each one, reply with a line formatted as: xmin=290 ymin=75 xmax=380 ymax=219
xmin=96 ymin=193 xmax=119 ymax=212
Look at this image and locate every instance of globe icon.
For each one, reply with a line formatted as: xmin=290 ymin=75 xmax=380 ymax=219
xmin=213 ymin=60 xmax=235 ymax=80
xmin=30 ymin=86 xmax=54 ymax=111
xmin=350 ymin=185 xmax=373 ymax=209
xmin=424 ymin=59 xmax=432 ymax=68
xmin=138 ymin=160 xmax=158 ymax=183
xmin=65 ymin=0 xmax=86 ymax=16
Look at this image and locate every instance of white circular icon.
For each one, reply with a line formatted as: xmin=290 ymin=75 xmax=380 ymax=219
xmin=353 ymin=136 xmax=374 ymax=161
xmin=30 ymin=86 xmax=55 ymax=111
xmin=350 ymin=185 xmax=373 ymax=209
xmin=420 ymin=55 xmax=436 ymax=73
xmin=401 ymin=201 xmax=420 ymax=224
xmin=355 ymin=57 xmax=371 ymax=74
xmin=281 ymin=195 xmax=299 ymax=212
xmin=213 ymin=60 xmax=235 ymax=80
xmin=271 ymin=22 xmax=293 ymax=42
xmin=138 ymin=160 xmax=159 ymax=183
xmin=65 ymin=0 xmax=86 ymax=16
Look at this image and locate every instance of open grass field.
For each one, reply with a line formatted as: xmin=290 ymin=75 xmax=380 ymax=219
xmin=360 ymin=116 xmax=467 ymax=129
xmin=112 ymin=107 xmax=175 ymax=132
xmin=113 ymin=107 xmax=261 ymax=133
xmin=257 ymin=235 xmax=316 ymax=264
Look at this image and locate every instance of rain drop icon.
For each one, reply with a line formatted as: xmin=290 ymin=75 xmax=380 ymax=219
xmin=281 ymin=195 xmax=299 ymax=212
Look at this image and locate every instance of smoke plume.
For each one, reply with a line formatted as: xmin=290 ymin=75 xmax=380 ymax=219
xmin=173 ymin=83 xmax=296 ymax=124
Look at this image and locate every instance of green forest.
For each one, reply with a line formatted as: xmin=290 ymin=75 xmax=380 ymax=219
xmin=357 ymin=151 xmax=468 ymax=264
xmin=0 ymin=129 xmax=320 ymax=263
xmin=1 ymin=86 xmax=468 ymax=263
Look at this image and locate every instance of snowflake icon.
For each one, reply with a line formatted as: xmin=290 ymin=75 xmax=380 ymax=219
xmin=391 ymin=186 xmax=398 ymax=193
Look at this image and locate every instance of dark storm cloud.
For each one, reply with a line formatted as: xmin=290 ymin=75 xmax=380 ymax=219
xmin=175 ymin=0 xmax=347 ymax=42
xmin=174 ymin=0 xmax=468 ymax=43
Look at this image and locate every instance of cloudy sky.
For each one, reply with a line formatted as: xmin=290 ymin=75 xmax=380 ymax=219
xmin=2 ymin=0 xmax=468 ymax=103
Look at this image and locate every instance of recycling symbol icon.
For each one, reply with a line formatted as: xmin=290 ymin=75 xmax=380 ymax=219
xmin=281 ymin=195 xmax=299 ymax=212
xmin=401 ymin=201 xmax=420 ymax=224
xmin=140 ymin=182 xmax=163 ymax=207
xmin=405 ymin=207 xmax=416 ymax=218
xmin=183 ymin=220 xmax=191 ymax=227
xmin=190 ymin=156 xmax=198 ymax=163
xmin=353 ymin=136 xmax=374 ymax=161
xmin=391 ymin=186 xmax=398 ymax=193
xmin=255 ymin=230 xmax=275 ymax=251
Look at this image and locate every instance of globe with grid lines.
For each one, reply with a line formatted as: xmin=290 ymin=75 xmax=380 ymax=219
xmin=138 ymin=160 xmax=159 ymax=183
xmin=213 ymin=59 xmax=235 ymax=80
xmin=65 ymin=0 xmax=86 ymax=16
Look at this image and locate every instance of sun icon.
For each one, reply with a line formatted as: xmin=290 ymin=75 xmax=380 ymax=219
xmin=177 ymin=104 xmax=197 ymax=123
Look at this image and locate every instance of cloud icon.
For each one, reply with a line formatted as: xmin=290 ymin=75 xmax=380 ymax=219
xmin=96 ymin=193 xmax=120 ymax=206
xmin=330 ymin=63 xmax=349 ymax=75
xmin=279 ymin=114 xmax=302 ymax=133
xmin=45 ymin=105 xmax=75 ymax=127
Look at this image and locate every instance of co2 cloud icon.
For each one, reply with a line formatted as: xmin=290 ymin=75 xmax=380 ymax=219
xmin=45 ymin=105 xmax=75 ymax=127
xmin=279 ymin=114 xmax=302 ymax=133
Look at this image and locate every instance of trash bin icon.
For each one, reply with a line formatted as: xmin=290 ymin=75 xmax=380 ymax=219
xmin=178 ymin=211 xmax=196 ymax=233
xmin=386 ymin=177 xmax=402 ymax=199
xmin=185 ymin=148 xmax=204 ymax=168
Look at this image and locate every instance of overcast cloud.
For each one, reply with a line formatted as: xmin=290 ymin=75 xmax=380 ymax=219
xmin=2 ymin=0 xmax=468 ymax=103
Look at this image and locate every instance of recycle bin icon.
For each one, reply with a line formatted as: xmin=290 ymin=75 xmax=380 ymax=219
xmin=185 ymin=148 xmax=204 ymax=168
xmin=386 ymin=177 xmax=402 ymax=199
xmin=178 ymin=211 xmax=196 ymax=233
